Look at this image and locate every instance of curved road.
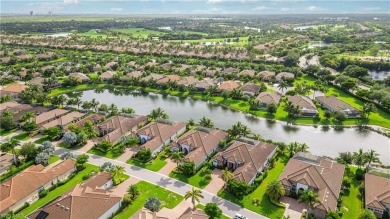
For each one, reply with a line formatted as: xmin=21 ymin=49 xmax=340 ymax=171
xmin=54 ymin=147 xmax=268 ymax=219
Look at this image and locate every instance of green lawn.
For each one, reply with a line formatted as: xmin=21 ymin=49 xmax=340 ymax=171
xmin=0 ymin=129 xmax=18 ymax=136
xmin=340 ymin=166 xmax=363 ymax=219
xmin=34 ymin=136 xmax=50 ymax=144
xmin=78 ymin=29 xmax=108 ymax=38
xmin=127 ymin=153 xmax=167 ymax=171
xmin=169 ymin=167 xmax=211 ymax=189
xmin=111 ymin=28 xmax=164 ymax=37
xmin=48 ymin=155 xmax=60 ymax=164
xmin=87 ymin=145 xmax=124 ymax=159
xmin=115 ymin=181 xmax=183 ymax=219
xmin=196 ymin=204 xmax=230 ymax=219
xmin=12 ymin=132 xmax=31 ymax=141
xmin=20 ymin=163 xmax=99 ymax=216
xmin=217 ymin=154 xmax=289 ymax=219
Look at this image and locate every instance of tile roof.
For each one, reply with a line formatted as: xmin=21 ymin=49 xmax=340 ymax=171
xmin=98 ymin=115 xmax=147 ymax=143
xmin=256 ymin=92 xmax=282 ymax=105
xmin=35 ymin=109 xmax=70 ymax=126
xmin=315 ymin=96 xmax=358 ymax=113
xmin=141 ymin=73 xmax=166 ymax=82
xmin=278 ymin=153 xmax=345 ymax=212
xmin=69 ymin=72 xmax=90 ymax=81
xmin=241 ymin=82 xmax=261 ymax=94
xmin=178 ymin=207 xmax=209 ymax=219
xmin=100 ymin=71 xmax=117 ymax=79
xmin=177 ymin=76 xmax=199 ymax=86
xmin=0 ymin=159 xmax=76 ymax=213
xmin=365 ymin=173 xmax=390 ymax=211
xmin=1 ymin=84 xmax=27 ymax=93
xmin=288 ymin=95 xmax=318 ymax=112
xmin=158 ymin=75 xmax=182 ymax=84
xmin=218 ymin=81 xmax=241 ymax=92
xmin=275 ymin=72 xmax=294 ymax=81
xmin=41 ymin=111 xmax=86 ymax=129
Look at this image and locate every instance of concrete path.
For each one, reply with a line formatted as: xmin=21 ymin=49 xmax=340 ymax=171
xmin=109 ymin=176 xmax=140 ymax=197
xmin=280 ymin=196 xmax=306 ymax=219
xmin=54 ymin=147 xmax=269 ymax=219
xmin=117 ymin=147 xmax=139 ymax=163
xmin=204 ymin=169 xmax=224 ymax=195
xmin=78 ymin=140 xmax=95 ymax=153
xmin=158 ymin=199 xmax=193 ymax=219
xmin=0 ymin=130 xmax=23 ymax=143
xmin=158 ymin=158 xmax=176 ymax=176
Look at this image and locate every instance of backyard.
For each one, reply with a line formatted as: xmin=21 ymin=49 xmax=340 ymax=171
xmin=340 ymin=166 xmax=363 ymax=219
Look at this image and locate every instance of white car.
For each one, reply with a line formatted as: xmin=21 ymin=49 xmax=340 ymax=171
xmin=233 ymin=213 xmax=248 ymax=219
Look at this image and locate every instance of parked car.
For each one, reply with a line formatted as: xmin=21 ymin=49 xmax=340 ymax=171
xmin=233 ymin=213 xmax=248 ymax=219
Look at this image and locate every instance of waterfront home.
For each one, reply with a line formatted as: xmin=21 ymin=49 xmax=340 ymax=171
xmin=241 ymin=82 xmax=261 ymax=96
xmin=40 ymin=111 xmax=86 ymax=131
xmin=258 ymin=71 xmax=275 ymax=82
xmin=218 ymin=80 xmax=241 ymax=92
xmin=0 ymin=101 xmax=31 ymax=113
xmin=239 ymin=69 xmax=256 ymax=78
xmin=172 ymin=128 xmax=228 ymax=169
xmin=288 ymin=95 xmax=318 ymax=116
xmin=1 ymin=84 xmax=27 ymax=98
xmin=213 ymin=138 xmax=277 ymax=184
xmin=0 ymin=159 xmax=76 ymax=214
xmin=255 ymin=92 xmax=282 ymax=108
xmin=315 ymin=96 xmax=359 ymax=117
xmin=140 ymin=73 xmax=166 ymax=82
xmin=13 ymin=106 xmax=49 ymax=122
xmin=158 ymin=75 xmax=182 ymax=84
xmin=177 ymin=76 xmax=199 ymax=87
xmin=32 ymin=109 xmax=70 ymax=128
xmin=74 ymin=113 xmax=105 ymax=128
xmin=69 ymin=72 xmax=90 ymax=83
xmin=278 ymin=153 xmax=345 ymax=219
xmin=194 ymin=79 xmax=216 ymax=92
xmin=126 ymin=71 xmax=143 ymax=79
xmin=275 ymin=72 xmax=295 ymax=82
xmin=223 ymin=67 xmax=239 ymax=75
xmin=100 ymin=71 xmax=117 ymax=81
xmin=136 ymin=120 xmax=187 ymax=155
xmin=27 ymin=172 xmax=121 ymax=219
xmin=365 ymin=173 xmax=390 ymax=218
xmin=104 ymin=61 xmax=118 ymax=70
xmin=97 ymin=115 xmax=147 ymax=144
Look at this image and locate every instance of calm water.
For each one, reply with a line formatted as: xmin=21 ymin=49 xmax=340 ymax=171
xmin=370 ymin=70 xmax=389 ymax=81
xmin=79 ymin=89 xmax=390 ymax=165
xmin=307 ymin=41 xmax=331 ymax=49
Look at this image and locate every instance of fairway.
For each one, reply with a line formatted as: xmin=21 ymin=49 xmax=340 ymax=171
xmin=111 ymin=28 xmax=164 ymax=37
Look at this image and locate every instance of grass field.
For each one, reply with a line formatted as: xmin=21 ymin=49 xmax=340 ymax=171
xmin=87 ymin=145 xmax=124 ymax=159
xmin=127 ymin=153 xmax=167 ymax=171
xmin=12 ymin=132 xmax=31 ymax=141
xmin=217 ymin=154 xmax=289 ymax=219
xmin=115 ymin=181 xmax=183 ymax=219
xmin=0 ymin=129 xmax=18 ymax=136
xmin=169 ymin=167 xmax=211 ymax=189
xmin=341 ymin=166 xmax=363 ymax=219
xmin=34 ymin=136 xmax=50 ymax=144
xmin=111 ymin=28 xmax=164 ymax=37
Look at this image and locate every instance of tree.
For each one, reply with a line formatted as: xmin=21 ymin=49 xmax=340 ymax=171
xmin=42 ymin=127 xmax=61 ymax=141
xmin=108 ymin=104 xmax=119 ymax=116
xmin=299 ymin=189 xmax=321 ymax=214
xmin=221 ymin=168 xmax=234 ymax=189
xmin=51 ymin=94 xmax=67 ymax=107
xmin=184 ymin=187 xmax=204 ymax=210
xmin=20 ymin=142 xmax=38 ymax=160
xmin=226 ymin=179 xmax=250 ymax=199
xmin=344 ymin=65 xmax=368 ymax=78
xmin=19 ymin=111 xmax=35 ymax=122
xmin=60 ymin=152 xmax=74 ymax=160
xmin=1 ymin=111 xmax=16 ymax=131
xmin=326 ymin=211 xmax=341 ymax=219
xmin=266 ymin=180 xmax=285 ymax=201
xmin=111 ymin=165 xmax=125 ymax=182
xmin=148 ymin=107 xmax=169 ymax=120
xmin=336 ymin=152 xmax=354 ymax=165
xmin=41 ymin=141 xmax=55 ymax=155
xmin=22 ymin=121 xmax=37 ymax=133
xmin=96 ymin=140 xmax=113 ymax=152
xmin=145 ymin=197 xmax=161 ymax=212
xmin=35 ymin=152 xmax=50 ymax=165
xmin=82 ymin=101 xmax=92 ymax=111
xmin=360 ymin=103 xmax=376 ymax=120
xmin=171 ymin=151 xmax=184 ymax=167
xmin=341 ymin=78 xmax=357 ymax=91
xmin=83 ymin=121 xmax=98 ymax=139
xmin=287 ymin=142 xmax=298 ymax=157
xmin=135 ymin=149 xmax=152 ymax=163
xmin=333 ymin=111 xmax=347 ymax=122
xmin=358 ymin=209 xmax=376 ymax=219
xmin=365 ymin=149 xmax=380 ymax=167
xmin=127 ymin=184 xmax=140 ymax=201
xmin=179 ymin=161 xmax=195 ymax=176
xmin=76 ymin=154 xmax=89 ymax=168
xmin=100 ymin=162 xmax=115 ymax=172
xmin=198 ymin=116 xmax=214 ymax=128
xmin=204 ymin=203 xmax=222 ymax=219
xmin=278 ymin=80 xmax=289 ymax=94
xmin=227 ymin=122 xmax=251 ymax=139
xmin=63 ymin=132 xmax=78 ymax=146
xmin=118 ymin=136 xmax=139 ymax=147
xmin=90 ymin=98 xmax=100 ymax=112
xmin=121 ymin=107 xmax=135 ymax=115
xmin=296 ymin=143 xmax=309 ymax=153
xmin=1 ymin=139 xmax=20 ymax=164
xmin=266 ymin=103 xmax=277 ymax=114
xmin=353 ymin=148 xmax=367 ymax=169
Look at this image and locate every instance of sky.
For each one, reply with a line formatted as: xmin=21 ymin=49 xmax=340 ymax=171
xmin=1 ymin=0 xmax=389 ymax=15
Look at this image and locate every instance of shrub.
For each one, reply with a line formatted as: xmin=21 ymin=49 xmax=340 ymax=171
xmin=14 ymin=202 xmax=30 ymax=214
xmin=179 ymin=161 xmax=195 ymax=176
xmin=134 ymin=149 xmax=152 ymax=163
xmin=204 ymin=202 xmax=222 ymax=219
xmin=355 ymin=168 xmax=364 ymax=180
xmin=39 ymin=189 xmax=48 ymax=198
xmin=122 ymin=194 xmax=132 ymax=207
xmin=205 ymin=174 xmax=212 ymax=180
xmin=227 ymin=179 xmax=251 ymax=199
xmin=342 ymin=178 xmax=351 ymax=188
xmin=145 ymin=197 xmax=161 ymax=212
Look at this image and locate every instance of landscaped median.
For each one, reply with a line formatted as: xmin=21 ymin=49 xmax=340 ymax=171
xmin=114 ymin=180 xmax=183 ymax=219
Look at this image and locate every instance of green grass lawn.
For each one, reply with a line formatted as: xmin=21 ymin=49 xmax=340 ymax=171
xmin=111 ymin=28 xmax=164 ymax=37
xmin=217 ymin=154 xmax=289 ymax=219
xmin=48 ymin=155 xmax=60 ymax=164
xmin=12 ymin=132 xmax=31 ymax=141
xmin=169 ymin=167 xmax=211 ymax=189
xmin=34 ymin=136 xmax=50 ymax=144
xmin=0 ymin=129 xmax=18 ymax=136
xmin=196 ymin=204 xmax=230 ymax=219
xmin=20 ymin=163 xmax=99 ymax=216
xmin=340 ymin=166 xmax=363 ymax=219
xmin=127 ymin=153 xmax=167 ymax=171
xmin=87 ymin=145 xmax=124 ymax=159
xmin=78 ymin=29 xmax=108 ymax=38
xmin=115 ymin=181 xmax=183 ymax=219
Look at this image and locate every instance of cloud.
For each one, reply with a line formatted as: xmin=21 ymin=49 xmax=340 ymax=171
xmin=252 ymin=6 xmax=270 ymax=11
xmin=305 ymin=6 xmax=328 ymax=12
xmin=110 ymin=7 xmax=123 ymax=12
xmin=356 ymin=7 xmax=383 ymax=12
xmin=280 ymin=7 xmax=290 ymax=12
xmin=64 ymin=0 xmax=79 ymax=4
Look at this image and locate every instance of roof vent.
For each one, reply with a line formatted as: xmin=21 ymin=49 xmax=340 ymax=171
xmin=66 ymin=207 xmax=70 ymax=210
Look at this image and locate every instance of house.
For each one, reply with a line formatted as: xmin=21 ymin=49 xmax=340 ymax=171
xmin=159 ymin=63 xmax=172 ymax=70
xmin=97 ymin=115 xmax=147 ymax=144
xmin=241 ymin=82 xmax=261 ymax=96
xmin=104 ymin=62 xmax=118 ymax=70
xmin=158 ymin=75 xmax=182 ymax=84
xmin=194 ymin=79 xmax=215 ymax=92
xmin=223 ymin=67 xmax=239 ymax=75
xmin=136 ymin=121 xmax=187 ymax=155
xmin=32 ymin=109 xmax=70 ymax=127
xmin=278 ymin=153 xmax=345 ymax=219
xmin=0 ymin=101 xmax=29 ymax=113
xmin=178 ymin=207 xmax=209 ymax=219
xmin=127 ymin=71 xmax=143 ymax=79
xmin=255 ymin=92 xmax=282 ymax=108
xmin=69 ymin=72 xmax=90 ymax=83
xmin=258 ymin=71 xmax=275 ymax=82
xmin=13 ymin=106 xmax=49 ymax=122
xmin=74 ymin=113 xmax=105 ymax=128
xmin=288 ymin=95 xmax=318 ymax=116
xmin=93 ymin=64 xmax=101 ymax=72
xmin=0 ymin=159 xmax=76 ymax=214
xmin=131 ymin=207 xmax=208 ymax=219
xmin=213 ymin=138 xmax=277 ymax=184
xmin=275 ymin=72 xmax=295 ymax=82
xmin=177 ymin=76 xmax=199 ymax=87
xmin=315 ymin=96 xmax=359 ymax=117
xmin=171 ymin=128 xmax=228 ymax=169
xmin=40 ymin=111 xmax=86 ymax=131
xmin=140 ymin=73 xmax=166 ymax=82
xmin=27 ymin=172 xmax=121 ymax=219
xmin=29 ymin=77 xmax=45 ymax=88
xmin=100 ymin=71 xmax=117 ymax=81
xmin=365 ymin=173 xmax=390 ymax=218
xmin=239 ymin=69 xmax=256 ymax=78
xmin=1 ymin=84 xmax=27 ymax=97
xmin=218 ymin=81 xmax=241 ymax=92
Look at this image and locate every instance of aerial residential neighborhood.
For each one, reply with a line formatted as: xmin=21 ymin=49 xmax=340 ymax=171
xmin=0 ymin=3 xmax=389 ymax=219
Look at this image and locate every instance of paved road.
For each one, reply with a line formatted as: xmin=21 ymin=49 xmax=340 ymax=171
xmin=54 ymin=147 xmax=268 ymax=219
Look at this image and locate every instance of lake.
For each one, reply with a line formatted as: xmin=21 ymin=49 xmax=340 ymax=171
xmin=307 ymin=41 xmax=332 ymax=49
xmin=79 ymin=89 xmax=390 ymax=165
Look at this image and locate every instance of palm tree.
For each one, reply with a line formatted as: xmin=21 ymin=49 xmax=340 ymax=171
xmin=198 ymin=116 xmax=214 ymax=128
xmin=19 ymin=111 xmax=35 ymax=122
xmin=184 ymin=187 xmax=204 ymax=210
xmin=278 ymin=80 xmax=289 ymax=94
xmin=299 ymin=190 xmax=321 ymax=214
xmin=108 ymin=104 xmax=119 ymax=116
xmin=287 ymin=142 xmax=298 ymax=158
xmin=90 ymin=98 xmax=100 ymax=112
xmin=1 ymin=139 xmax=21 ymax=164
xmin=171 ymin=151 xmax=184 ymax=167
xmin=121 ymin=107 xmax=135 ymax=115
xmin=336 ymin=152 xmax=354 ymax=165
xmin=221 ymin=168 xmax=233 ymax=189
xmin=297 ymin=143 xmax=309 ymax=153
xmin=127 ymin=184 xmax=140 ymax=200
xmin=361 ymin=103 xmax=376 ymax=119
xmin=227 ymin=122 xmax=251 ymax=139
xmin=353 ymin=148 xmax=368 ymax=169
xmin=365 ymin=149 xmax=380 ymax=167
xmin=111 ymin=165 xmax=125 ymax=181
xmin=148 ymin=107 xmax=169 ymax=120
xmin=266 ymin=180 xmax=285 ymax=201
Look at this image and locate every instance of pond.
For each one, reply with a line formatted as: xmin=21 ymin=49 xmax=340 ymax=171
xmin=370 ymin=70 xmax=389 ymax=81
xmin=307 ymin=41 xmax=332 ymax=49
xmin=79 ymin=89 xmax=390 ymax=165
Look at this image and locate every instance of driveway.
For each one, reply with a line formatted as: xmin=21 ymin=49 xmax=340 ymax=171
xmin=117 ymin=147 xmax=139 ymax=162
xmin=78 ymin=140 xmax=96 ymax=153
xmin=158 ymin=158 xmax=176 ymax=176
xmin=280 ymin=196 xmax=306 ymax=219
xmin=203 ymin=169 xmax=224 ymax=195
xmin=54 ymin=147 xmax=268 ymax=219
xmin=109 ymin=176 xmax=140 ymax=197
xmin=158 ymin=199 xmax=193 ymax=218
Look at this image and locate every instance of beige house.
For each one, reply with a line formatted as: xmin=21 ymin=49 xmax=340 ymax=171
xmin=365 ymin=173 xmax=390 ymax=218
xmin=255 ymin=92 xmax=282 ymax=108
xmin=288 ymin=95 xmax=318 ymax=117
xmin=40 ymin=111 xmax=86 ymax=131
xmin=0 ymin=159 xmax=76 ymax=214
xmin=32 ymin=109 xmax=70 ymax=127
